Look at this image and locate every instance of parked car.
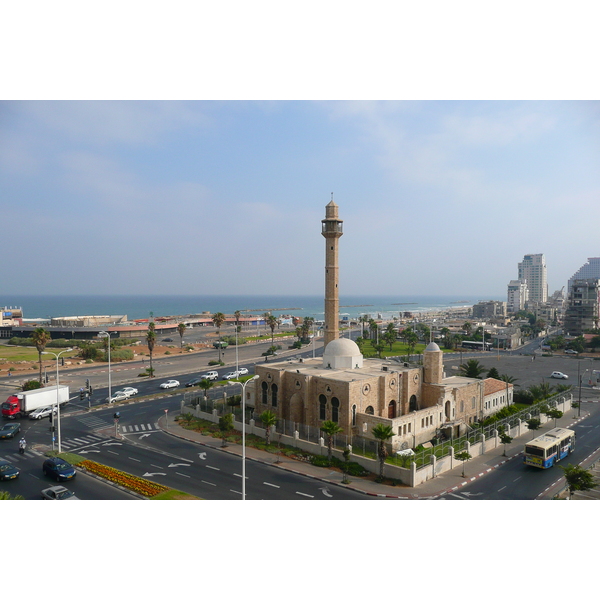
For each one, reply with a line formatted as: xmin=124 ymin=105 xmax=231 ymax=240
xmin=0 ymin=458 xmax=20 ymax=480
xmin=41 ymin=485 xmax=79 ymax=500
xmin=201 ymin=371 xmax=219 ymax=381
xmin=42 ymin=457 xmax=77 ymax=481
xmin=550 ymin=371 xmax=569 ymax=379
xmin=237 ymin=367 xmax=249 ymax=376
xmin=120 ymin=387 xmax=138 ymax=397
xmin=107 ymin=391 xmax=128 ymax=403
xmin=0 ymin=422 xmax=21 ymax=440
xmin=29 ymin=405 xmax=57 ymax=420
xmin=159 ymin=379 xmax=180 ymax=389
xmin=186 ymin=377 xmax=203 ymax=387
xmin=564 ymin=349 xmax=578 ymax=355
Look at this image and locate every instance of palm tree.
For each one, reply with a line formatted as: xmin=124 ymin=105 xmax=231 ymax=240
xmin=31 ymin=327 xmax=51 ymax=384
xmin=260 ymin=409 xmax=278 ymax=445
xmin=372 ymin=423 xmax=394 ymax=481
xmin=234 ymin=310 xmax=242 ymax=332
xmin=463 ymin=321 xmax=473 ymax=336
xmin=212 ymin=312 xmax=226 ymax=362
xmin=199 ymin=378 xmax=214 ymax=402
xmin=404 ymin=330 xmax=418 ymax=359
xmin=177 ymin=322 xmax=186 ymax=348
xmin=459 ymin=359 xmax=486 ymax=379
xmin=320 ymin=420 xmax=343 ymax=464
xmin=266 ymin=315 xmax=279 ymax=347
xmin=499 ymin=374 xmax=518 ymax=385
xmin=146 ymin=322 xmax=156 ymax=377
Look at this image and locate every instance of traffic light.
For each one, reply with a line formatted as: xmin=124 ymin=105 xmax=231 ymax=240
xmin=48 ymin=412 xmax=53 ymax=424
xmin=80 ymin=389 xmax=84 ymax=401
xmin=86 ymin=379 xmax=90 ymax=390
xmin=113 ymin=412 xmax=120 ymax=420
xmin=89 ymin=385 xmax=93 ymax=396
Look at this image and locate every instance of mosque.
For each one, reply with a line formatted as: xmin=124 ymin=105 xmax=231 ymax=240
xmin=251 ymin=200 xmax=513 ymax=451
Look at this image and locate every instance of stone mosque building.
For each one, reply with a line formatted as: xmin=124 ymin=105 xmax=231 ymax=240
xmin=252 ymin=200 xmax=513 ymax=451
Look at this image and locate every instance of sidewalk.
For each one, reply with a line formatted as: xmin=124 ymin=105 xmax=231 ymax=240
xmin=156 ymin=408 xmax=591 ymax=499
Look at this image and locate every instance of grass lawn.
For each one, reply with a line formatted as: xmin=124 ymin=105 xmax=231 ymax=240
xmin=0 ymin=345 xmax=79 ymax=362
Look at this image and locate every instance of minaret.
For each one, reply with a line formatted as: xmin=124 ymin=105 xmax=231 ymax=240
xmin=322 ymin=195 xmax=343 ymax=348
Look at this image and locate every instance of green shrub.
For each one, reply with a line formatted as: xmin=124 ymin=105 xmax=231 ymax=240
xmin=22 ymin=379 xmax=42 ymax=391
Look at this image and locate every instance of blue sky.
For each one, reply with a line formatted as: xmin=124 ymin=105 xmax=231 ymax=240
xmin=1 ymin=100 xmax=599 ymax=298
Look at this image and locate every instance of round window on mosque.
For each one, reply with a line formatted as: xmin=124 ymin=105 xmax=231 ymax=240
xmin=363 ymin=384 xmax=371 ymax=395
xmin=389 ymin=379 xmax=396 ymax=389
xmin=295 ymin=380 xmax=301 ymax=389
xmin=413 ymin=373 xmax=419 ymax=383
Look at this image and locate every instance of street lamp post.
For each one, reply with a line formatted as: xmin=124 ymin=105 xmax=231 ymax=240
xmin=42 ymin=348 xmax=73 ymax=453
xmin=230 ymin=374 xmax=258 ymax=500
xmin=98 ymin=331 xmax=112 ymax=404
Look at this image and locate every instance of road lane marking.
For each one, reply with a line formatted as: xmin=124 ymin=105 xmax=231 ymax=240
xmin=176 ymin=472 xmax=191 ymax=478
xmin=230 ymin=489 xmax=242 ymax=495
xmin=264 ymin=482 xmax=280 ymax=488
xmin=498 ymin=486 xmax=506 ymax=492
xmin=296 ymin=492 xmax=314 ymax=498
xmin=107 ymin=450 xmax=119 ymax=455
xmin=206 ymin=465 xmax=220 ymax=471
xmin=201 ymin=480 xmax=216 ymax=486
xmin=128 ymin=457 xmax=141 ymax=462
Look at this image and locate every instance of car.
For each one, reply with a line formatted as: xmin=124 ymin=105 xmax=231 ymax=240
xmin=29 ymin=405 xmax=57 ymax=420
xmin=159 ymin=379 xmax=180 ymax=389
xmin=564 ymin=349 xmax=578 ymax=355
xmin=201 ymin=371 xmax=219 ymax=381
xmin=550 ymin=371 xmax=569 ymax=379
xmin=237 ymin=367 xmax=249 ymax=376
xmin=120 ymin=387 xmax=138 ymax=397
xmin=222 ymin=372 xmax=239 ymax=380
xmin=41 ymin=485 xmax=79 ymax=500
xmin=185 ymin=377 xmax=203 ymax=387
xmin=0 ymin=423 xmax=20 ymax=440
xmin=107 ymin=391 xmax=128 ymax=403
xmin=162 ymin=338 xmax=174 ymax=342
xmin=0 ymin=458 xmax=20 ymax=480
xmin=42 ymin=457 xmax=77 ymax=482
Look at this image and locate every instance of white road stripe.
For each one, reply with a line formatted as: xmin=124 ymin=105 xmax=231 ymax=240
xmin=128 ymin=457 xmax=141 ymax=462
xmin=206 ymin=465 xmax=220 ymax=471
xmin=263 ymin=482 xmax=280 ymax=488
xmin=296 ymin=492 xmax=314 ymax=498
xmin=201 ymin=480 xmax=216 ymax=486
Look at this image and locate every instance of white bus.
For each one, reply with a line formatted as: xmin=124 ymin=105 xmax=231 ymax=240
xmin=523 ymin=427 xmax=576 ymax=469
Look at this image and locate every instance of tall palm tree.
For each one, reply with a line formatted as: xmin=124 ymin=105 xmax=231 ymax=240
xmin=320 ymin=420 xmax=343 ymax=464
xmin=32 ymin=327 xmax=51 ymax=384
xmin=266 ymin=315 xmax=279 ymax=347
xmin=459 ymin=359 xmax=486 ymax=379
xmin=463 ymin=321 xmax=473 ymax=336
xmin=234 ymin=310 xmax=242 ymax=332
xmin=177 ymin=322 xmax=186 ymax=348
xmin=404 ymin=329 xmax=418 ymax=359
xmin=372 ymin=423 xmax=394 ymax=481
xmin=260 ymin=409 xmax=278 ymax=445
xmin=198 ymin=378 xmax=214 ymax=402
xmin=212 ymin=312 xmax=226 ymax=362
xmin=146 ymin=322 xmax=156 ymax=377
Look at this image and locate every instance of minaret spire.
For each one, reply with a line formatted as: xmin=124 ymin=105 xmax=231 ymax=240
xmin=322 ymin=196 xmax=343 ymax=348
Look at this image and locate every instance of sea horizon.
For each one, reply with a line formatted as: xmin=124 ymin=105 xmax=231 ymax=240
xmin=2 ymin=293 xmax=503 ymax=323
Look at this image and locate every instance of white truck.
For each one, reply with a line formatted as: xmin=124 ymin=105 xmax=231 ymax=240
xmin=1 ymin=385 xmax=70 ymax=419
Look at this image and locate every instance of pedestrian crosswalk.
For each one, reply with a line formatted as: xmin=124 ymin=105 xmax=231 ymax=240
xmin=59 ymin=434 xmax=105 ymax=451
xmin=120 ymin=423 xmax=160 ymax=433
xmin=75 ymin=415 xmax=112 ymax=429
xmin=0 ymin=450 xmax=39 ymax=463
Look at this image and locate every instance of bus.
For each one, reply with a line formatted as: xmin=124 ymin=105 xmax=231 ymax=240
xmin=523 ymin=427 xmax=576 ymax=469
xmin=461 ymin=340 xmax=492 ymax=351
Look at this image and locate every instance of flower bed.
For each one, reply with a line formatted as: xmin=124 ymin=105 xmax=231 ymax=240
xmin=78 ymin=460 xmax=169 ymax=497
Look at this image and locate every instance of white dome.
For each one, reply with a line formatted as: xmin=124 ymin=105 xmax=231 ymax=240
xmin=323 ymin=337 xmax=363 ymax=369
xmin=424 ymin=341 xmax=441 ymax=352
xmin=323 ymin=338 xmax=361 ymax=357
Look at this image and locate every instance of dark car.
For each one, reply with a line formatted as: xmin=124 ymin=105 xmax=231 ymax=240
xmin=186 ymin=377 xmax=203 ymax=387
xmin=0 ymin=458 xmax=20 ymax=480
xmin=162 ymin=338 xmax=174 ymax=342
xmin=42 ymin=457 xmax=76 ymax=482
xmin=0 ymin=423 xmax=20 ymax=440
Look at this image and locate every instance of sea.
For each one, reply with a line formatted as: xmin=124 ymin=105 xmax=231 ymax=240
xmin=1 ymin=294 xmax=502 ymax=323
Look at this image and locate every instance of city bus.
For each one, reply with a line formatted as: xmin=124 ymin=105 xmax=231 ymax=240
xmin=461 ymin=340 xmax=492 ymax=351
xmin=523 ymin=427 xmax=576 ymax=469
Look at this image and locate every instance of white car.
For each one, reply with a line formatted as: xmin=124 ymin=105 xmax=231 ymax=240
xmin=550 ymin=371 xmax=569 ymax=379
xmin=108 ymin=391 xmax=128 ymax=403
xmin=41 ymin=485 xmax=79 ymax=500
xmin=201 ymin=371 xmax=219 ymax=381
xmin=160 ymin=379 xmax=180 ymax=389
xmin=564 ymin=349 xmax=578 ymax=355
xmin=29 ymin=405 xmax=57 ymax=420
xmin=237 ymin=367 xmax=249 ymax=376
xmin=120 ymin=387 xmax=138 ymax=397
xmin=222 ymin=372 xmax=239 ymax=380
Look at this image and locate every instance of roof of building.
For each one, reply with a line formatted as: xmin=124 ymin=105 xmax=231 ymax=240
xmin=424 ymin=341 xmax=441 ymax=352
xmin=484 ymin=378 xmax=513 ymax=395
xmin=323 ymin=337 xmax=361 ymax=358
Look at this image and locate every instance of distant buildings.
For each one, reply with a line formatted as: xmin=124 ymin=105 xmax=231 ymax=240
xmin=564 ymin=279 xmax=600 ymax=336
xmin=568 ymin=258 xmax=600 ymax=293
xmin=507 ymin=280 xmax=528 ymax=313
xmin=472 ymin=300 xmax=506 ymax=321
xmin=518 ymin=253 xmax=548 ymax=303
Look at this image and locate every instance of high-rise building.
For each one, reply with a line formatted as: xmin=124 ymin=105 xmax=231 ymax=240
xmin=507 ymin=280 xmax=528 ymax=313
xmin=568 ymin=258 xmax=600 ymax=293
xmin=518 ymin=254 xmax=547 ymax=303
xmin=564 ymin=279 xmax=600 ymax=336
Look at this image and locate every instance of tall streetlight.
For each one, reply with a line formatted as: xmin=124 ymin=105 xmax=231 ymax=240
xmin=42 ymin=347 xmax=73 ymax=453
xmin=98 ymin=331 xmax=113 ymax=403
xmin=230 ymin=374 xmax=258 ymax=500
